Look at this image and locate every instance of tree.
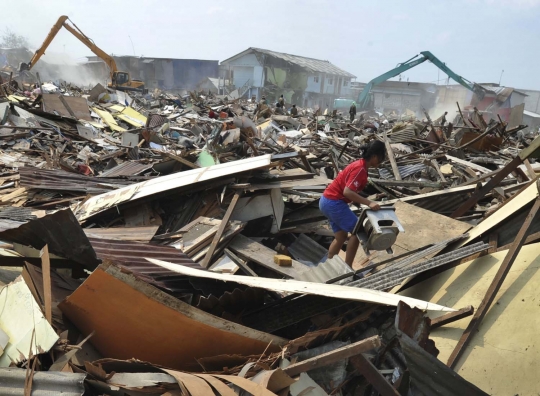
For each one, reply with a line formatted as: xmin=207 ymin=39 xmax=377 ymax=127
xmin=0 ymin=28 xmax=29 ymax=49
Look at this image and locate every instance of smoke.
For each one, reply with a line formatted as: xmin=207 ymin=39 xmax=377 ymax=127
xmin=34 ymin=51 xmax=107 ymax=88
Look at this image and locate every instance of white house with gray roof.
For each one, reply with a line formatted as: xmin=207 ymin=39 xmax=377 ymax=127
xmin=220 ymin=47 xmax=356 ymax=109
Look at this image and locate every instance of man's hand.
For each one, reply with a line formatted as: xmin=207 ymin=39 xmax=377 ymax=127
xmin=369 ymin=201 xmax=380 ymax=211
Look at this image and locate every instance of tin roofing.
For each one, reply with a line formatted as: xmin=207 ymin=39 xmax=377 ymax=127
xmin=222 ymin=47 xmax=356 ymax=78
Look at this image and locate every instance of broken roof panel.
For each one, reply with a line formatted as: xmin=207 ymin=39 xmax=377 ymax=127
xmin=98 ymin=161 xmax=153 ymax=178
xmin=222 ymin=47 xmax=356 ymax=78
xmin=59 ymin=262 xmax=286 ymax=371
xmin=147 ymin=258 xmax=455 ymax=313
xmin=0 ymin=208 xmax=99 ymax=269
xmin=73 ymin=154 xmax=272 ymax=221
xmin=20 ymin=166 xmax=131 ymax=194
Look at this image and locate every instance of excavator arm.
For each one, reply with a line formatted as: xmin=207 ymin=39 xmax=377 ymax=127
xmin=21 ymin=15 xmax=118 ymax=76
xmin=357 ymin=51 xmax=485 ymax=109
xmin=21 ymin=15 xmax=145 ymax=92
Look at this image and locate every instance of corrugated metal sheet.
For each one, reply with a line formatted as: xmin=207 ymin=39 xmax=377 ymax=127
xmin=98 ymin=162 xmax=153 ymax=178
xmin=20 ymin=167 xmax=132 ymax=194
xmin=384 ymin=185 xmax=476 ymax=215
xmin=74 ymin=154 xmax=273 ymax=221
xmin=288 ymin=234 xmax=326 ymax=265
xmin=378 ymin=164 xmax=425 ymax=180
xmin=0 ymin=368 xmax=86 ymax=396
xmin=88 ymin=237 xmax=205 ymax=293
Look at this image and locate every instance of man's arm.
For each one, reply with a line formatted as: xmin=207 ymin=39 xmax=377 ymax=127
xmin=343 ymin=187 xmax=380 ymax=210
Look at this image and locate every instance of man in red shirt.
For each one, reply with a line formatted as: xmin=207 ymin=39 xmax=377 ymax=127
xmin=319 ymin=140 xmax=386 ymax=266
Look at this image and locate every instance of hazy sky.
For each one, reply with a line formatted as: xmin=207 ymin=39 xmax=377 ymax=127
xmin=4 ymin=0 xmax=539 ymax=89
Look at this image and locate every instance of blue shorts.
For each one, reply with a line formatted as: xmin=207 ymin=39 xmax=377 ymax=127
xmin=319 ymin=196 xmax=358 ymax=233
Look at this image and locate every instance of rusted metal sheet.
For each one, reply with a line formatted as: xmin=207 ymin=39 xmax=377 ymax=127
xmin=459 ymin=131 xmax=503 ymax=151
xmin=58 ymin=262 xmax=286 ymax=371
xmin=398 ymin=332 xmax=488 ymax=396
xmin=41 ymin=93 xmax=92 ymax=121
xmin=20 ymin=166 xmax=131 ymax=194
xmin=88 ymin=236 xmax=205 ymax=293
xmin=0 ymin=208 xmax=99 ymax=269
xmin=146 ymin=113 xmax=168 ymax=128
xmin=98 ymin=161 xmax=153 ymax=178
xmin=83 ymin=226 xmax=159 ymax=242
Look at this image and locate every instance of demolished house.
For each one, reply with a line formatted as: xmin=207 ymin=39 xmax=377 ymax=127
xmin=220 ymin=47 xmax=356 ymax=108
xmin=0 ymin=46 xmax=540 ymax=395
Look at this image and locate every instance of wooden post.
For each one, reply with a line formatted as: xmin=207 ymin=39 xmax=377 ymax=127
xmin=350 ymin=354 xmax=401 ymax=396
xmin=40 ymin=245 xmax=52 ymax=324
xmin=447 ymin=186 xmax=540 ymax=368
xmin=430 ymin=306 xmax=474 ymax=330
xmin=201 ymin=192 xmax=241 ymax=268
xmin=384 ymin=134 xmax=401 ymax=181
xmin=283 ymin=335 xmax=380 ymax=377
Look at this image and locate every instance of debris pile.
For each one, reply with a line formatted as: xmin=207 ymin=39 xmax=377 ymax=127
xmin=0 ymin=76 xmax=539 ymax=395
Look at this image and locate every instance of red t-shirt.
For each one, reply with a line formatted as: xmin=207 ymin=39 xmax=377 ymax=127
xmin=323 ymin=159 xmax=368 ymax=203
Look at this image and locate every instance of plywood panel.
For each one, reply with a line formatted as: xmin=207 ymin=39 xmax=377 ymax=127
xmin=400 ymin=243 xmax=540 ymax=395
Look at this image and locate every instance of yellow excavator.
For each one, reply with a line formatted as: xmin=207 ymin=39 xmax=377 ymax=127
xmin=20 ymin=15 xmax=145 ymax=92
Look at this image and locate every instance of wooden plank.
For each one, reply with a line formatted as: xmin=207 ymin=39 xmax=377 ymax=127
xmin=523 ymin=159 xmax=536 ymax=180
xmin=40 ymin=245 xmax=52 ymax=324
xmin=446 ymin=155 xmax=492 ymax=174
xmin=350 ymin=355 xmax=400 ymax=396
xmin=430 ymin=306 xmax=474 ymax=330
xmin=202 ymin=192 xmax=241 ymax=268
xmin=224 ymin=248 xmax=258 ymax=277
xmin=0 ymin=187 xmax=26 ymax=202
xmin=283 ymin=335 xmax=381 ymax=377
xmin=228 ymin=234 xmax=308 ymax=279
xmin=447 ymin=191 xmax=540 ymax=369
xmin=164 ymin=152 xmax=199 ymax=169
xmin=384 ymin=136 xmax=402 ymax=180
xmin=451 ymin=156 xmax=522 ymax=218
xmin=431 ymin=159 xmax=446 ymax=183
xmin=456 ymin=179 xmax=539 ymax=248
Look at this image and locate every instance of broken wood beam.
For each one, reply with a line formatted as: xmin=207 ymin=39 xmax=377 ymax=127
xmin=384 ymin=135 xmax=402 ymax=181
xmin=283 ymin=335 xmax=381 ymax=377
xmin=447 ymin=186 xmax=540 ymax=369
xmin=40 ymin=245 xmax=52 ymax=324
xmin=350 ymin=354 xmax=401 ymax=396
xmin=430 ymin=306 xmax=474 ymax=330
xmin=201 ymin=192 xmax=241 ymax=268
xmin=451 ymin=156 xmax=522 ymax=218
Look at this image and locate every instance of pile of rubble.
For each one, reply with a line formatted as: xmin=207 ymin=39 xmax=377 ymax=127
xmin=0 ymin=74 xmax=539 ymax=395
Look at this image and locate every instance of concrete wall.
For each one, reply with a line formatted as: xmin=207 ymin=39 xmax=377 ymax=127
xmin=520 ymin=89 xmax=540 ymax=114
xmin=306 ymin=74 xmax=322 ymax=93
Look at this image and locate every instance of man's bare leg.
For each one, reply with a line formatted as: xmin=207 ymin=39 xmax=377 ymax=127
xmin=328 ymin=231 xmax=347 ymax=259
xmin=345 ymin=234 xmax=360 ymax=267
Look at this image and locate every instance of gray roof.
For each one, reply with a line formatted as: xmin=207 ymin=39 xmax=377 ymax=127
xmin=222 ymin=47 xmax=356 ymax=78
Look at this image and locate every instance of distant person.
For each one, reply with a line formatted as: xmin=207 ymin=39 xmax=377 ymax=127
xmin=260 ymin=96 xmax=267 ymax=105
xmin=441 ymin=111 xmax=448 ymax=126
xmin=251 ymin=95 xmax=256 ymax=103
xmin=349 ymin=102 xmax=357 ymax=122
xmin=290 ymin=104 xmax=298 ymax=116
xmin=278 ymin=94 xmax=285 ymax=107
xmin=275 ymin=102 xmax=285 ymax=115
